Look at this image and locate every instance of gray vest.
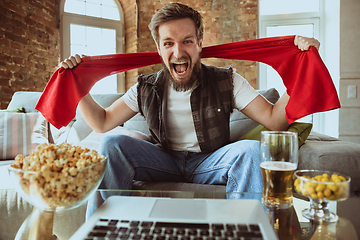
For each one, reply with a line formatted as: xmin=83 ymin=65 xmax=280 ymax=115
xmin=136 ymin=64 xmax=234 ymax=153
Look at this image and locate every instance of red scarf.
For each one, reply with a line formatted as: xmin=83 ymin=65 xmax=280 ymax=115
xmin=35 ymin=35 xmax=340 ymax=129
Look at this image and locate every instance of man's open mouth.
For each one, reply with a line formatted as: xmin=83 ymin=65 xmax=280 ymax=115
xmin=170 ymin=58 xmax=190 ymax=76
xmin=173 ymin=63 xmax=188 ymax=74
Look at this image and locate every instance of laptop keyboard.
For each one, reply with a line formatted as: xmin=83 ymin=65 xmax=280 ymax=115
xmin=85 ymin=219 xmax=264 ymax=240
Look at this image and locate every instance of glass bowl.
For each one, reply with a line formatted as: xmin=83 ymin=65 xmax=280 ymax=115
xmin=294 ymin=170 xmax=350 ymax=222
xmin=8 ymin=157 xmax=107 ymax=212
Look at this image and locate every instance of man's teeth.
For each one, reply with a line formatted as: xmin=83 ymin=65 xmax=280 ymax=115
xmin=174 ymin=63 xmax=187 ymax=73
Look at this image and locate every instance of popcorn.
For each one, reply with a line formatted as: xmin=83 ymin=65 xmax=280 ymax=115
xmin=10 ymin=143 xmax=106 ymax=209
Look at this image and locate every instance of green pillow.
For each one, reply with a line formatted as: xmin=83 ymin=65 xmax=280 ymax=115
xmin=0 ymin=107 xmax=25 ymax=113
xmin=238 ymin=122 xmax=313 ymax=147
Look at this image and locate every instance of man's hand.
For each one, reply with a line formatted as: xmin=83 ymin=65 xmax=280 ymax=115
xmin=60 ymin=54 xmax=83 ymax=69
xmin=294 ymin=35 xmax=320 ymax=51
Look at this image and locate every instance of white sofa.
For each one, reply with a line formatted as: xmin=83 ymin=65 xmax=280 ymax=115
xmin=1 ymin=90 xmax=360 ymax=240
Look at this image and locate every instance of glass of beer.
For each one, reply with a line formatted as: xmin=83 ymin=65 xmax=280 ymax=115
xmin=260 ymin=131 xmax=298 ymax=209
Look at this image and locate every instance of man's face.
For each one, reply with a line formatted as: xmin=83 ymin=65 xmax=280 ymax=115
xmin=157 ymin=18 xmax=203 ymax=91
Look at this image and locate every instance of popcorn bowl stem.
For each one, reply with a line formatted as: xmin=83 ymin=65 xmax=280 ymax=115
xmin=28 ymin=208 xmax=54 ymax=240
xmin=302 ymin=197 xmax=338 ymax=223
xmin=16 ymin=207 xmax=55 ymax=240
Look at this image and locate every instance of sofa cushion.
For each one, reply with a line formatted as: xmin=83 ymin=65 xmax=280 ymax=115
xmin=123 ymin=113 xmax=151 ymax=135
xmin=7 ymin=91 xmax=42 ymax=113
xmin=0 ymin=112 xmax=42 ymax=160
xmin=0 ymin=107 xmax=25 ymax=113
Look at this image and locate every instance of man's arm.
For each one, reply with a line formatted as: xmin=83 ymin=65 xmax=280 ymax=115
xmin=241 ymin=93 xmax=290 ymax=131
xmin=78 ymin=94 xmax=137 ymax=133
xmin=61 ymin=54 xmax=137 ymax=133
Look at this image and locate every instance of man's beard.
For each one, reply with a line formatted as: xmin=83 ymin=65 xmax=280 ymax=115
xmin=162 ymin=59 xmax=201 ymax=92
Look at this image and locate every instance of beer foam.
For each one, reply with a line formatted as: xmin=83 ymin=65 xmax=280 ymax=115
xmin=260 ymin=161 xmax=297 ymax=171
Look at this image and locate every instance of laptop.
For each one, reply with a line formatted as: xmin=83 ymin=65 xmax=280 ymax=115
xmin=69 ymin=196 xmax=278 ymax=240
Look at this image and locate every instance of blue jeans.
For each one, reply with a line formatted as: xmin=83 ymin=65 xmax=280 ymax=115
xmin=86 ymin=135 xmax=263 ymax=217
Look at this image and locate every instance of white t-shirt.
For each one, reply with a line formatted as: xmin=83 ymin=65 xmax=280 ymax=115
xmin=123 ymin=70 xmax=259 ymax=152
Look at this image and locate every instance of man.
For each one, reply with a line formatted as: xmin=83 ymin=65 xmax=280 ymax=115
xmin=61 ymin=3 xmax=320 ymax=216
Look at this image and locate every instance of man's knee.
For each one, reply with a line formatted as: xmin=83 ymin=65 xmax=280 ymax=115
xmin=234 ymin=139 xmax=259 ymax=146
xmin=99 ymin=134 xmax=132 ymax=154
xmin=225 ymin=140 xmax=261 ymax=167
xmin=228 ymin=140 xmax=260 ymax=154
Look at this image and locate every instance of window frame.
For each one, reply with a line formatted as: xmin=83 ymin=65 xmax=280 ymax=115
xmin=59 ymin=0 xmax=125 ymax=93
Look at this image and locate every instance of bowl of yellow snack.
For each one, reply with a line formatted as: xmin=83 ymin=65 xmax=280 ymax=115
xmin=8 ymin=143 xmax=107 ymax=212
xmin=294 ymin=170 xmax=350 ymax=222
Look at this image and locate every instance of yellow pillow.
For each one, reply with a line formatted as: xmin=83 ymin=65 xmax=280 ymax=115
xmin=0 ymin=107 xmax=25 ymax=113
xmin=238 ymin=122 xmax=312 ymax=147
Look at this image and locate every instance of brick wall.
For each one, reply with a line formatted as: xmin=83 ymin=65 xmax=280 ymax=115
xmin=0 ymin=0 xmax=60 ymax=109
xmin=120 ymin=0 xmax=139 ymax=91
xmin=131 ymin=0 xmax=258 ymax=88
xmin=0 ymin=0 xmax=257 ymax=108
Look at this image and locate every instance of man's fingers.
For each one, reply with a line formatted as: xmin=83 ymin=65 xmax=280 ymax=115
xmin=60 ymin=61 xmax=69 ymax=69
xmin=297 ymin=36 xmax=307 ymax=50
xmin=60 ymin=54 xmax=83 ymax=69
xmin=75 ymin=54 xmax=82 ymax=64
xmin=65 ymin=58 xmax=75 ymax=69
xmin=302 ymin=41 xmax=311 ymax=51
xmin=69 ymin=56 xmax=79 ymax=66
xmin=312 ymin=39 xmax=320 ymax=50
xmin=294 ymin=35 xmax=299 ymax=46
xmin=295 ymin=35 xmax=320 ymax=51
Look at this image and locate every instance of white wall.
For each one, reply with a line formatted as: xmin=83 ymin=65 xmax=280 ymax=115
xmin=339 ymin=0 xmax=360 ymax=144
xmin=320 ymin=0 xmax=340 ymax=138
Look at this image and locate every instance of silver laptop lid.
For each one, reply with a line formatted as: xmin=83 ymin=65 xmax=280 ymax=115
xmin=70 ymin=196 xmax=278 ymax=240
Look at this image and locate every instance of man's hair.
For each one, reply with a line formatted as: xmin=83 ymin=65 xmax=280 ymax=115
xmin=148 ymin=3 xmax=204 ymax=45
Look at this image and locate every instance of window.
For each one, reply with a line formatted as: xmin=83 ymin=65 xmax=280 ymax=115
xmin=64 ymin=0 xmax=121 ymax=20
xmin=259 ymin=0 xmax=320 ymax=15
xmin=60 ymin=0 xmax=125 ymax=94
